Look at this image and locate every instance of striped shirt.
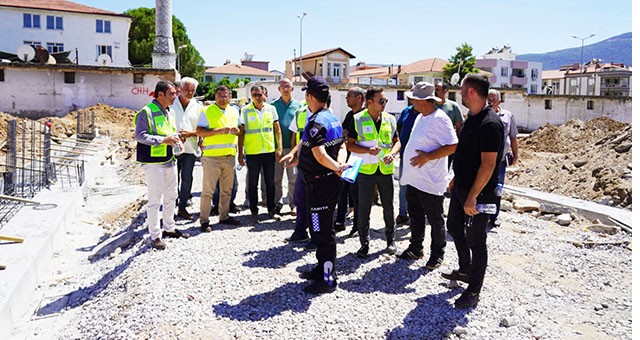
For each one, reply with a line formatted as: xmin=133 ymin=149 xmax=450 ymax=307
xmin=400 ymin=108 xmax=458 ymax=195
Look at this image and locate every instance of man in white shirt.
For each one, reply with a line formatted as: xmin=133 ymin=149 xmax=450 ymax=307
xmin=170 ymin=77 xmax=203 ymax=220
xmin=398 ymin=82 xmax=458 ymax=270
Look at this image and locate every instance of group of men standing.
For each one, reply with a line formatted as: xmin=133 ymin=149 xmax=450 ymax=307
xmin=135 ymin=73 xmax=519 ymax=308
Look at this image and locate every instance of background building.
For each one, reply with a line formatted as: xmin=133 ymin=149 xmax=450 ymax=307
xmin=0 ymin=0 xmax=131 ymax=67
xmin=203 ymin=62 xmax=277 ymax=83
xmin=475 ymin=45 xmax=542 ymax=94
xmin=286 ymin=47 xmax=355 ymax=84
xmin=543 ymin=61 xmax=632 ymax=97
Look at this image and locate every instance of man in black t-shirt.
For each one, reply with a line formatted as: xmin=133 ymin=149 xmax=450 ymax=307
xmin=443 ymin=74 xmax=504 ymax=309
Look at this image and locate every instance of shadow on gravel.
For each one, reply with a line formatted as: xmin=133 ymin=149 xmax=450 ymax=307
xmin=36 ymin=244 xmax=149 ymax=317
xmin=212 ymin=282 xmax=312 ymax=321
xmin=386 ymin=289 xmax=469 ymax=339
xmin=85 ymin=212 xmax=146 ymax=263
xmin=243 ymin=243 xmax=306 ymax=268
xmin=339 ymin=259 xmax=423 ymax=294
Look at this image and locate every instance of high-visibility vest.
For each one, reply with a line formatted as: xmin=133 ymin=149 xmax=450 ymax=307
xmin=242 ymin=103 xmax=276 ymax=155
xmin=202 ymin=104 xmax=239 ymax=157
xmin=135 ymin=102 xmax=176 ymax=164
xmin=294 ymin=105 xmax=308 ymax=143
xmin=353 ymin=109 xmax=396 ymax=175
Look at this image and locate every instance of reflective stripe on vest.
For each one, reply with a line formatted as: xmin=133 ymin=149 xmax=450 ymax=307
xmin=354 ymin=110 xmax=396 ymax=175
xmin=295 ymin=105 xmax=308 ymax=143
xmin=202 ymin=104 xmax=239 ymax=157
xmin=242 ymin=103 xmax=276 ymax=155
xmin=134 ymin=102 xmax=176 ymax=164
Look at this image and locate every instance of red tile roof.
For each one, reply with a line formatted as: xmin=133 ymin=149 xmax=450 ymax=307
xmin=399 ymin=58 xmax=448 ymax=74
xmin=205 ymin=63 xmax=274 ymax=77
xmin=0 ymin=0 xmax=129 ymax=17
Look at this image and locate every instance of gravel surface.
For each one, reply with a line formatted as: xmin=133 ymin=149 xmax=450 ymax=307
xmin=11 ymin=157 xmax=633 ymax=339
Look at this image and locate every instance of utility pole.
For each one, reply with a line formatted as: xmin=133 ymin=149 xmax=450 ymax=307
xmin=572 ymin=34 xmax=595 ymax=95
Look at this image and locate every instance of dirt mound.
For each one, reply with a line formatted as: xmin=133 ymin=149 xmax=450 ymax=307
xmin=508 ymin=117 xmax=631 ymax=209
xmin=58 ymin=103 xmax=137 ymax=140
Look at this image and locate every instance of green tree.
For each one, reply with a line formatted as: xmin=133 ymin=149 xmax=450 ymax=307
xmin=124 ymin=7 xmax=206 ymax=80
xmin=443 ymin=43 xmax=479 ymax=86
xmin=197 ymin=77 xmax=251 ymax=101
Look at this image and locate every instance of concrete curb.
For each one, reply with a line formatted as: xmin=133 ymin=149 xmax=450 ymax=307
xmin=0 ymin=137 xmax=108 ymax=339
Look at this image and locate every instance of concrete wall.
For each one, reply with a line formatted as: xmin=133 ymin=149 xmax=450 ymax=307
xmin=0 ymin=65 xmax=175 ymax=117
xmin=0 ymin=6 xmax=131 ymax=67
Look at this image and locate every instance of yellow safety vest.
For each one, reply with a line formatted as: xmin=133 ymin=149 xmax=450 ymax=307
xmin=135 ymin=102 xmax=176 ymax=164
xmin=354 ymin=109 xmax=396 ymax=175
xmin=294 ymin=105 xmax=308 ymax=144
xmin=242 ymin=103 xmax=276 ymax=155
xmin=202 ymin=104 xmax=239 ymax=157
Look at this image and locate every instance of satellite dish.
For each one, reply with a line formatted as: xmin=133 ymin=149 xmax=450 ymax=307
xmin=16 ymin=44 xmax=35 ymax=62
xmin=450 ymin=73 xmax=460 ymax=86
xmin=35 ymin=46 xmax=50 ymax=63
xmin=97 ymin=54 xmax=112 ymax=66
xmin=47 ymin=55 xmax=57 ymax=65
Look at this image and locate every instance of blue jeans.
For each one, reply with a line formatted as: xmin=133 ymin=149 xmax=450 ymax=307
xmin=398 ymin=161 xmax=408 ymax=216
xmin=491 ymin=154 xmax=510 ymax=222
xmin=176 ymin=153 xmax=197 ymax=210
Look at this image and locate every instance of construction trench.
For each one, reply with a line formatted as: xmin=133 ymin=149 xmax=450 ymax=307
xmin=0 ymin=105 xmax=632 ymax=338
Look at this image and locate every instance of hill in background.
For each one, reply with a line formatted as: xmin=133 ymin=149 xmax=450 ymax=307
xmin=517 ymin=32 xmax=631 ymax=70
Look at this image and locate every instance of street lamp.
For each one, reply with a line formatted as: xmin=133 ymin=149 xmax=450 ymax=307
xmin=177 ymin=44 xmax=187 ymax=75
xmin=571 ymin=34 xmax=595 ymax=95
xmin=297 ymin=12 xmax=307 ymax=81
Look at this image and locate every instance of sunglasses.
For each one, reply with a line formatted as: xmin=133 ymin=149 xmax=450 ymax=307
xmin=251 ymin=93 xmax=263 ymax=98
xmin=378 ymin=98 xmax=388 ymax=105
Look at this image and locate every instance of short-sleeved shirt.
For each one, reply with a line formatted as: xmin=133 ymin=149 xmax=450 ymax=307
xmin=347 ymin=111 xmax=398 ymax=176
xmin=341 ymin=108 xmax=363 ymax=136
xmin=496 ymin=107 xmax=517 ymax=160
xmin=437 ymin=99 xmax=463 ymax=126
xmin=288 ymin=106 xmax=311 ymax=133
xmin=171 ymin=98 xmax=203 ymax=156
xmin=400 ymin=109 xmax=458 ymax=195
xmin=452 ymin=106 xmax=504 ymax=195
xmin=197 ymin=103 xmax=239 ymax=128
xmin=397 ymin=105 xmax=420 ymax=159
xmin=238 ymin=102 xmax=279 ymax=125
xmin=271 ymin=97 xmax=302 ymax=149
xmin=299 ymin=109 xmax=344 ymax=175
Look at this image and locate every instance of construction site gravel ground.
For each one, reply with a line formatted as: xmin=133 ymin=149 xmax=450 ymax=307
xmin=4 ymin=104 xmax=633 ymax=339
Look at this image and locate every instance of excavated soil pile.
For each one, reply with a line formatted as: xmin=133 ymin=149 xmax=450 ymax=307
xmin=508 ymin=117 xmax=632 ymax=209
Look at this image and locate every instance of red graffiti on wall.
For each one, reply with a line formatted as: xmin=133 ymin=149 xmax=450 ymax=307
xmin=131 ymin=87 xmax=150 ymax=95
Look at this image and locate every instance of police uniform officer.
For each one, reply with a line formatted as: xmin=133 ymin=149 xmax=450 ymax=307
xmin=134 ymin=80 xmax=190 ymax=250
xmin=281 ymin=76 xmax=348 ymax=294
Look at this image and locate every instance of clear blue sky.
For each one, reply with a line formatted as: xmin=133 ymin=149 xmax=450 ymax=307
xmin=80 ymin=0 xmax=632 ymax=70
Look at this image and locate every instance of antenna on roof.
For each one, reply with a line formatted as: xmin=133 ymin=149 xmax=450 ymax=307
xmin=16 ymin=44 xmax=35 ymax=62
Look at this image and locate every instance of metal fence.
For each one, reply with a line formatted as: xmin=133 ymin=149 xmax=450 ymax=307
xmin=0 ymin=112 xmax=94 ymax=228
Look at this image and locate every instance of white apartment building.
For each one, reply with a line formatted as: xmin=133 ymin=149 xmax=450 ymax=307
xmin=475 ymin=45 xmax=542 ymax=94
xmin=0 ymin=0 xmax=131 ymax=67
xmin=542 ymin=61 xmax=632 ymax=97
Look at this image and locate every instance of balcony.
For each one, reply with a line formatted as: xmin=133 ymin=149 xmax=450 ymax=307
xmin=510 ymin=75 xmax=528 ymax=85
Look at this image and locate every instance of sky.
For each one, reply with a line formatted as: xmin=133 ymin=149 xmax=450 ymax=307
xmin=79 ymin=0 xmax=633 ymax=70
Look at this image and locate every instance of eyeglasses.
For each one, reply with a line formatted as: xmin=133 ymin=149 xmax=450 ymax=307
xmin=378 ymin=98 xmax=388 ymax=105
xmin=251 ymin=93 xmax=263 ymax=98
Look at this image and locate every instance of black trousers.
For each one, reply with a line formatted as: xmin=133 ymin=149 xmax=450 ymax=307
xmin=246 ymin=152 xmax=276 ymax=215
xmin=305 ymin=173 xmax=342 ymax=285
xmin=357 ymin=173 xmax=395 ymax=245
xmin=334 ymin=181 xmax=350 ymax=224
xmin=176 ymin=153 xmax=197 ymax=210
xmin=406 ymin=185 xmax=446 ymax=259
xmin=446 ymin=185 xmax=496 ymax=294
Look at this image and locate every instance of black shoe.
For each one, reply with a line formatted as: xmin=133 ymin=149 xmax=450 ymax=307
xmin=454 ymin=290 xmax=480 ymax=308
xmin=268 ymin=212 xmax=282 ymax=221
xmin=200 ymin=222 xmax=212 ymax=233
xmin=229 ymin=204 xmax=242 ymax=213
xmin=385 ymin=241 xmax=397 ymax=255
xmin=162 ymin=229 xmax=190 ymax=239
xmin=303 ymin=241 xmax=317 ymax=250
xmin=441 ymin=270 xmax=470 ymax=283
xmin=219 ymin=217 xmax=241 ymax=226
xmin=334 ymin=222 xmax=346 ymax=232
xmin=151 ymin=237 xmax=166 ymax=250
xmin=299 ymin=267 xmax=323 ymax=280
xmin=176 ymin=209 xmax=192 ymax=220
xmin=425 ymin=257 xmax=443 ymax=270
xmin=348 ymin=228 xmax=358 ymax=238
xmin=395 ymin=215 xmax=409 ymax=225
xmin=397 ymin=248 xmax=424 ymax=260
xmin=274 ymin=203 xmax=283 ymax=214
xmin=250 ymin=213 xmax=260 ymax=225
xmin=356 ymin=243 xmax=369 ymax=258
xmin=303 ymin=280 xmax=337 ymax=294
xmin=210 ymin=206 xmax=219 ymax=216
xmin=285 ymin=234 xmax=310 ymax=243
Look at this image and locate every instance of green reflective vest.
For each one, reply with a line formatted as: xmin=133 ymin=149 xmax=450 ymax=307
xmin=202 ymin=104 xmax=239 ymax=157
xmin=294 ymin=105 xmax=308 ymax=144
xmin=354 ymin=109 xmax=396 ymax=175
xmin=242 ymin=103 xmax=276 ymax=155
xmin=135 ymin=102 xmax=176 ymax=164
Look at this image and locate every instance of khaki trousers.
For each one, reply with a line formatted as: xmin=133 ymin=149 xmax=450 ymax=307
xmin=200 ymin=155 xmax=235 ymax=223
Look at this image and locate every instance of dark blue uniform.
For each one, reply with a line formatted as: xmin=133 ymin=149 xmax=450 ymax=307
xmin=299 ymin=108 xmax=344 ymax=288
